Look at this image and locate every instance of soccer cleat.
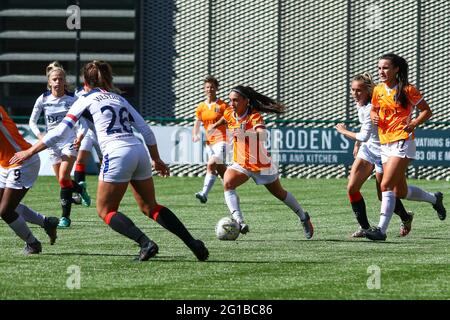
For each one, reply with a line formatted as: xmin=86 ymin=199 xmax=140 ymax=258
xmin=195 ymin=192 xmax=207 ymax=204
xmin=138 ymin=240 xmax=159 ymax=261
xmin=72 ymin=193 xmax=82 ymax=205
xmin=364 ymin=226 xmax=387 ymax=241
xmin=239 ymin=222 xmax=249 ymax=234
xmin=79 ymin=181 xmax=91 ymax=207
xmin=58 ymin=217 xmax=71 ymax=228
xmin=23 ymin=240 xmax=42 ymax=255
xmin=399 ymin=211 xmax=414 ymax=237
xmin=300 ymin=212 xmax=314 ymax=239
xmin=43 ymin=216 xmax=59 ymax=245
xmin=351 ymin=227 xmax=368 ymax=238
xmin=190 ymin=239 xmax=209 ymax=261
xmin=432 ymin=192 xmax=446 ymax=221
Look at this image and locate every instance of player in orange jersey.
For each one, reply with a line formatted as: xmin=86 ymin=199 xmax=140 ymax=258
xmin=192 ymin=76 xmax=229 ymax=204
xmin=365 ymin=53 xmax=446 ymax=241
xmin=209 ymin=86 xmax=313 ymax=239
xmin=0 ymin=106 xmax=59 ymax=254
xmin=335 ymin=72 xmax=413 ymax=238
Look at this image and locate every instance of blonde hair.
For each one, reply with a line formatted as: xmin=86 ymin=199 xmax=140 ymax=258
xmin=352 ymin=72 xmax=375 ymax=100
xmin=82 ymin=60 xmax=122 ymax=94
xmin=46 ymin=61 xmax=68 ymax=91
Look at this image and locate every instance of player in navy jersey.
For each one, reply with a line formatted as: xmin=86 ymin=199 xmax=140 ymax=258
xmin=11 ymin=60 xmax=209 ymax=261
xmin=29 ymin=61 xmax=90 ymax=228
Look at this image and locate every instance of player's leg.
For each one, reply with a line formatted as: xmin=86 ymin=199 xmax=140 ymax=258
xmin=223 ymin=165 xmax=250 ymax=233
xmin=57 ymin=155 xmax=77 ymax=227
xmin=0 ymin=187 xmax=41 ymax=254
xmin=96 ymin=180 xmax=156 ymax=260
xmin=366 ymin=157 xmax=410 ymax=240
xmin=264 ymin=178 xmax=313 ymax=239
xmin=347 ymin=157 xmax=374 ymax=235
xmin=130 ymin=178 xmax=208 ymax=261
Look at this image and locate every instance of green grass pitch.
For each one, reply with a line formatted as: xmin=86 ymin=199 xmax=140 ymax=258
xmin=0 ymin=176 xmax=449 ymax=299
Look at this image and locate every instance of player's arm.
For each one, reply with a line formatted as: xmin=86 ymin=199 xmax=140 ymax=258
xmin=127 ymin=102 xmax=170 ymax=177
xmin=29 ymin=97 xmax=45 ymax=139
xmin=192 ymin=119 xmax=201 ymax=142
xmin=10 ymin=100 xmax=88 ymax=165
xmin=207 ymin=117 xmax=226 ymax=135
xmin=404 ymin=99 xmax=432 ymax=133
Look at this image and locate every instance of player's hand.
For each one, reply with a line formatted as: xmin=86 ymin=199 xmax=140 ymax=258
xmin=335 ymin=123 xmax=347 ymax=133
xmin=153 ymin=159 xmax=170 ymax=177
xmin=192 ymin=134 xmax=200 ymax=142
xmin=403 ymin=121 xmax=417 ymax=133
xmin=9 ymin=149 xmax=33 ymax=165
xmin=73 ymin=136 xmax=83 ymax=150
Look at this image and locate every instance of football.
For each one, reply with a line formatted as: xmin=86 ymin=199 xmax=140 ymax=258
xmin=215 ymin=217 xmax=240 ymax=241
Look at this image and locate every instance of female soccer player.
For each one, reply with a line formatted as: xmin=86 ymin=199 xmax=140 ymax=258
xmin=365 ymin=53 xmax=446 ymax=241
xmin=11 ymin=60 xmax=209 ymax=261
xmin=192 ymin=76 xmax=229 ymax=204
xmin=29 ymin=61 xmax=90 ymax=228
xmin=0 ymin=106 xmax=59 ymax=254
xmin=209 ymin=85 xmax=314 ymax=239
xmin=335 ymin=72 xmax=413 ymax=238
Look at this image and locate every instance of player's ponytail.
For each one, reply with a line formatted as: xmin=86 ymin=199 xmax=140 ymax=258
xmin=83 ymin=60 xmax=122 ymax=94
xmin=230 ymin=85 xmax=285 ymax=114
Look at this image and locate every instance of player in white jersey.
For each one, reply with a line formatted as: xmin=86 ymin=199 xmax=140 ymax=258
xmin=71 ymin=86 xmax=100 ymax=206
xmin=29 ymin=61 xmax=90 ymax=228
xmin=335 ymin=72 xmax=413 ymax=237
xmin=11 ymin=60 xmax=209 ymax=262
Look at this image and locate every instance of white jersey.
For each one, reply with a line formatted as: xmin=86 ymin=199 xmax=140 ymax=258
xmin=42 ymin=88 xmax=156 ymax=156
xmin=75 ymin=87 xmax=98 ymax=143
xmin=356 ymin=102 xmax=380 ymax=148
xmin=29 ymin=91 xmax=87 ymax=143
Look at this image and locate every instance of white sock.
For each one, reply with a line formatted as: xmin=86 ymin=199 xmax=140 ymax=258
xmin=378 ymin=191 xmax=395 ymax=234
xmin=224 ymin=190 xmax=244 ymax=223
xmin=8 ymin=215 xmax=37 ymax=244
xmin=283 ymin=192 xmax=306 ymax=220
xmin=406 ymin=185 xmax=436 ymax=204
xmin=201 ymin=173 xmax=217 ymax=197
xmin=16 ymin=203 xmax=45 ymax=227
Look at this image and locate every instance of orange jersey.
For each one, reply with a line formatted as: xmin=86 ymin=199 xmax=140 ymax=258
xmin=223 ymin=107 xmax=271 ymax=172
xmin=0 ymin=106 xmax=32 ymax=168
xmin=372 ymin=84 xmax=423 ymax=144
xmin=195 ymin=99 xmax=228 ymax=145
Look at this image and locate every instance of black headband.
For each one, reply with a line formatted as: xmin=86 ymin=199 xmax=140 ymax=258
xmin=230 ymin=88 xmax=248 ymax=99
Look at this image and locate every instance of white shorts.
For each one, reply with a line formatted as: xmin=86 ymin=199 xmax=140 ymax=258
xmin=357 ymin=143 xmax=383 ymax=174
xmin=229 ymin=162 xmax=279 ymax=185
xmin=206 ymin=141 xmax=228 ymax=164
xmin=48 ymin=142 xmax=78 ymax=165
xmin=99 ymin=144 xmax=152 ymax=183
xmin=381 ymin=138 xmax=416 ymax=164
xmin=0 ymin=155 xmax=40 ymax=190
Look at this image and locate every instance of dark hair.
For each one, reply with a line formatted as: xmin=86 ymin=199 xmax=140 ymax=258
xmin=230 ymin=85 xmax=285 ymax=114
xmin=204 ymin=75 xmax=219 ymax=88
xmin=379 ymin=53 xmax=409 ymax=108
xmin=82 ymin=60 xmax=122 ymax=93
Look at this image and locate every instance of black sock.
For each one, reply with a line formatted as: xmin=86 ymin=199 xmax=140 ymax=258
xmin=108 ymin=212 xmax=149 ymax=247
xmin=1 ymin=210 xmax=19 ymax=224
xmin=351 ymin=198 xmax=370 ymax=229
xmin=74 ymin=171 xmax=85 ymax=184
xmin=394 ymin=198 xmax=409 ymax=221
xmin=150 ymin=206 xmax=195 ymax=246
xmin=60 ymin=187 xmax=73 ymax=218
xmin=71 ymin=180 xmax=83 ymax=194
